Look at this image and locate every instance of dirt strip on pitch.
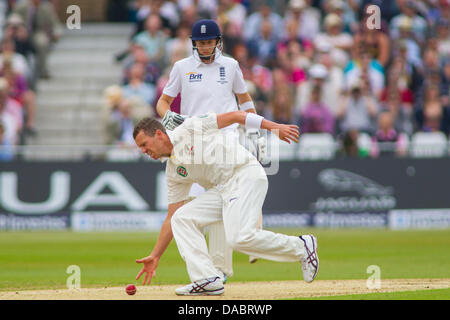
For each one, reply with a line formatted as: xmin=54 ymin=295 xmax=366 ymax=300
xmin=1 ymin=279 xmax=448 ymax=300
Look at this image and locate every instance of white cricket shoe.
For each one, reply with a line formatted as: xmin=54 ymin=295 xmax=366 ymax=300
xmin=175 ymin=276 xmax=224 ymax=296
xmin=299 ymin=235 xmax=319 ymax=283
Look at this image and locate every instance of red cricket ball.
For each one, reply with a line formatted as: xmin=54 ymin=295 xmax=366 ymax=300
xmin=126 ymin=284 xmax=136 ymax=295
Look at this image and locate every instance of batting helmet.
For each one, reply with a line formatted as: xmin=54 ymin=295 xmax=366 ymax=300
xmin=190 ymin=19 xmax=223 ymax=62
xmin=190 ymin=19 xmax=221 ymax=41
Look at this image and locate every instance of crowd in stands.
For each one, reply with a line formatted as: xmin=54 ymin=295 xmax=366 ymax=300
xmin=0 ymin=0 xmax=62 ymax=160
xmin=1 ymin=0 xmax=446 ymax=160
xmin=103 ymin=0 xmax=449 ymax=158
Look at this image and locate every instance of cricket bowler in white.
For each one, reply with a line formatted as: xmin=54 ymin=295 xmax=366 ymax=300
xmin=134 ymin=111 xmax=319 ymax=295
xmin=155 ymin=19 xmax=264 ymax=281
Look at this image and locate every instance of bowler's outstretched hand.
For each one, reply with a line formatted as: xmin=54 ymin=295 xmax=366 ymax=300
xmin=136 ymin=255 xmax=159 ymax=285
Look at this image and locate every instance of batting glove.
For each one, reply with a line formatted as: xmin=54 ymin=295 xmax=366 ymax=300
xmin=246 ymin=129 xmax=269 ymax=164
xmin=162 ymin=110 xmax=186 ymax=131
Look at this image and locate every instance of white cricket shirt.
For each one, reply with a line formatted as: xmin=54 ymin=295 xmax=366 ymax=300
xmin=164 ymin=113 xmax=260 ymax=204
xmin=163 ymin=51 xmax=248 ymax=131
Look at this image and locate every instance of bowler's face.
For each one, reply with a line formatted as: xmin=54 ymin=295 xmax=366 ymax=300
xmin=135 ymin=130 xmax=163 ymax=160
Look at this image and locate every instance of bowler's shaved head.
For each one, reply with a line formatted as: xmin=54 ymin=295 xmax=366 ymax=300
xmin=133 ymin=117 xmax=166 ymax=139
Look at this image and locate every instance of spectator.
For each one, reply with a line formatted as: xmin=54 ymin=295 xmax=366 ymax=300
xmin=159 ymin=0 xmax=182 ymax=34
xmin=217 ymin=0 xmax=247 ymax=37
xmin=4 ymin=13 xmax=35 ymax=61
xmin=352 ymin=16 xmax=391 ymax=67
xmin=233 ymin=41 xmax=273 ymax=94
xmin=243 ymin=2 xmax=284 ymax=43
xmin=322 ymin=0 xmax=359 ymax=34
xmin=338 ymin=128 xmax=370 ymax=158
xmin=132 ymin=13 xmax=168 ymax=69
xmin=131 ymin=0 xmax=174 ymax=37
xmin=435 ymin=18 xmax=450 ymax=62
xmin=177 ymin=0 xmax=217 ymax=21
xmin=413 ymin=49 xmax=444 ymax=110
xmin=314 ymin=13 xmax=353 ymax=68
xmin=122 ymin=63 xmax=157 ymax=110
xmin=379 ymin=56 xmax=416 ymax=135
xmin=247 ymin=19 xmax=279 ymax=67
xmin=165 ymin=22 xmax=192 ymax=65
xmin=380 ymin=86 xmax=414 ymax=136
xmin=122 ymin=45 xmax=161 ymax=85
xmin=337 ymin=79 xmax=379 ymax=134
xmin=370 ymin=110 xmax=409 ymax=157
xmin=13 ymin=0 xmax=63 ymax=79
xmin=0 ymin=77 xmax=22 ymax=145
xmin=220 ymin=18 xmax=242 ymax=56
xmin=277 ymin=39 xmax=308 ymax=85
xmin=344 ymin=47 xmax=385 ymax=99
xmin=381 ymin=53 xmax=415 ymax=106
xmin=441 ymin=59 xmax=450 ymax=107
xmin=415 ymin=83 xmax=450 ymax=134
xmin=105 ymin=99 xmax=141 ymax=146
xmin=0 ymin=38 xmax=30 ymax=79
xmin=390 ymin=16 xmax=422 ymax=69
xmin=0 ymin=58 xmax=37 ymax=135
xmin=283 ymin=0 xmax=321 ymax=41
xmin=390 ymin=0 xmax=428 ymax=45
xmin=267 ymin=84 xmax=295 ymax=124
xmin=278 ymin=19 xmax=314 ymax=69
xmin=295 ymin=64 xmax=332 ymax=116
xmin=314 ymin=45 xmax=345 ymax=115
xmin=0 ymin=122 xmax=14 ymax=161
xmin=102 ymin=85 xmax=123 ymax=125
xmin=301 ymin=85 xmax=336 ymax=135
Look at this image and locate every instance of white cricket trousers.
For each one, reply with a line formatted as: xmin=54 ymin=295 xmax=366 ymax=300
xmin=189 ymin=183 xmax=234 ymax=277
xmin=171 ymin=165 xmax=306 ymax=282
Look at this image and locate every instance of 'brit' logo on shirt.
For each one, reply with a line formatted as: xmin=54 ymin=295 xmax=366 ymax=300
xmin=186 ymin=72 xmax=202 ymax=82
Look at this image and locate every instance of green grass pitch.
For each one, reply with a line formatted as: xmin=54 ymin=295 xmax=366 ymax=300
xmin=0 ymin=228 xmax=449 ymax=299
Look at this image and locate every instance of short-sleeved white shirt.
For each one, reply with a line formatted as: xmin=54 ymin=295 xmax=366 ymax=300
xmin=165 ymin=113 xmax=259 ymax=204
xmin=163 ymin=51 xmax=248 ymax=130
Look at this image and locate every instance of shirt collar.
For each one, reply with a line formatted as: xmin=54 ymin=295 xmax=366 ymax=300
xmin=194 ymin=49 xmax=224 ymax=68
xmin=160 ymin=130 xmax=176 ymax=163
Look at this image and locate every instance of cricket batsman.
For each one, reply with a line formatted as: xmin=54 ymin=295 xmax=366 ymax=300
xmin=134 ymin=111 xmax=319 ymax=295
xmin=155 ymin=19 xmax=264 ymax=282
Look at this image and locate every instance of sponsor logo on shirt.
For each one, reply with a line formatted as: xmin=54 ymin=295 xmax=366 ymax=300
xmin=186 ymin=72 xmax=202 ymax=82
xmin=177 ymin=166 xmax=188 ymax=177
xmin=217 ymin=66 xmax=228 ymax=84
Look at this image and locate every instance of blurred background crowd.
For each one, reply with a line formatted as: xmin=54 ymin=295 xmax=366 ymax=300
xmin=1 ymin=0 xmax=449 ymax=160
xmin=0 ymin=0 xmax=62 ymax=160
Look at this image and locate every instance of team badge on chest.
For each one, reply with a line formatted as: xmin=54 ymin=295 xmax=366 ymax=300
xmin=217 ymin=66 xmax=228 ymax=84
xmin=177 ymin=166 xmax=188 ymax=177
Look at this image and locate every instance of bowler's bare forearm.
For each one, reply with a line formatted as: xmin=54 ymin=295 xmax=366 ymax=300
xmin=216 ymin=111 xmax=279 ymax=131
xmin=149 ymin=201 xmax=184 ymax=259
